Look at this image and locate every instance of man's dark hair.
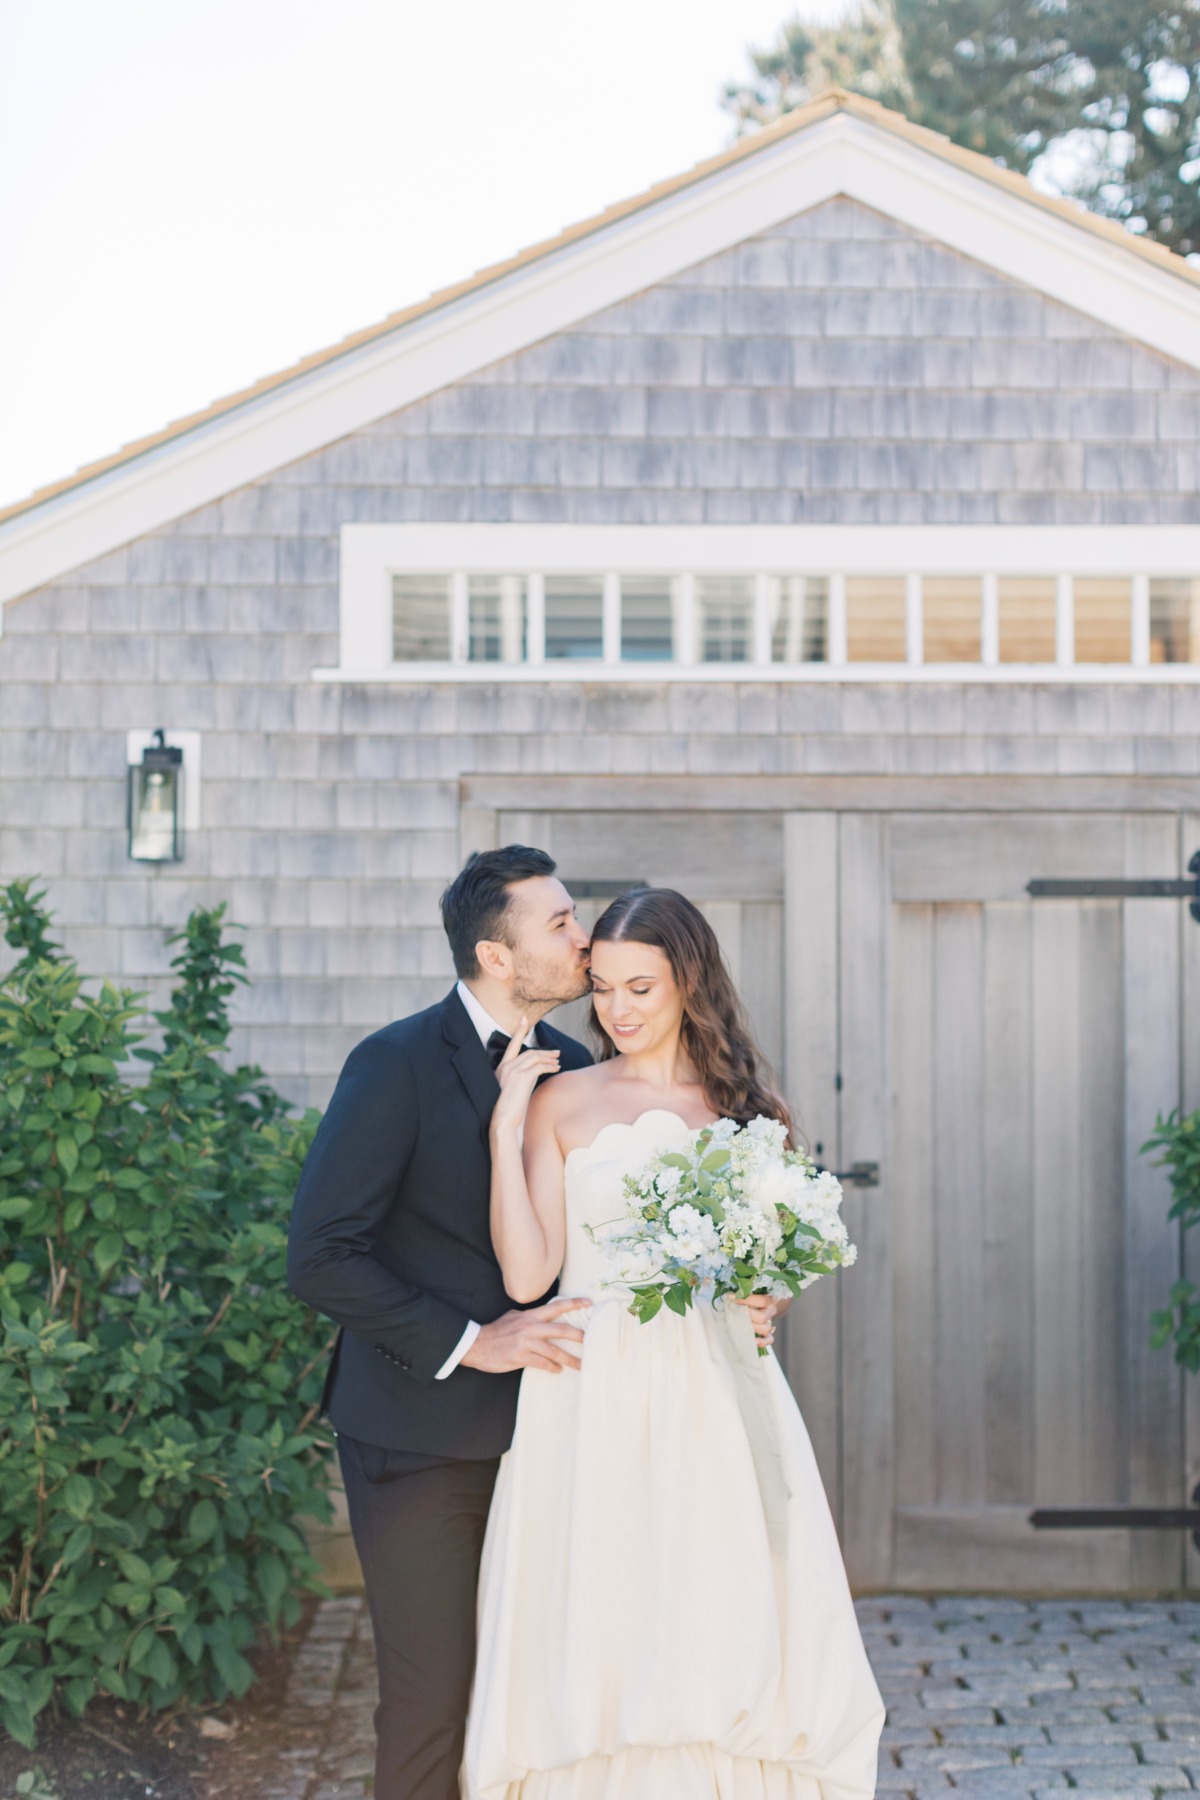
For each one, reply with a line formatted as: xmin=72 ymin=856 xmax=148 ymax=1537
xmin=439 ymin=845 xmax=557 ymax=979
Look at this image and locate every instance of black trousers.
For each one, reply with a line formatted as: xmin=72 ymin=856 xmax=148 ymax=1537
xmin=337 ymin=1434 xmax=500 ymax=1800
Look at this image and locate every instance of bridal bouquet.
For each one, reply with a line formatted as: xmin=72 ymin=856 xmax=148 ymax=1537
xmin=585 ymin=1115 xmax=856 ymax=1352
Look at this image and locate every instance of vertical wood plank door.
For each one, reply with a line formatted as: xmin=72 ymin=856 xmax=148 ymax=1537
xmin=487 ymin=803 xmax=1189 ymax=1593
xmin=863 ymin=811 xmax=1188 ymax=1592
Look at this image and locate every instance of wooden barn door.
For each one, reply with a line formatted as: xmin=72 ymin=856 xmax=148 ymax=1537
xmin=786 ymin=810 xmax=1193 ymax=1593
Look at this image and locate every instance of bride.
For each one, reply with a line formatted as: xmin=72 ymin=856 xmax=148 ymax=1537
xmin=462 ymin=886 xmax=884 ymax=1800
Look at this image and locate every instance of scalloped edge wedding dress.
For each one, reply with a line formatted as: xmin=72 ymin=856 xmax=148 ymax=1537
xmin=462 ymin=1110 xmax=885 ymax=1800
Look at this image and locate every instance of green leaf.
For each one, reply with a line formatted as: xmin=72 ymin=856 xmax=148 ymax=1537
xmin=61 ymin=1524 xmax=93 ymax=1567
xmin=62 ymin=1473 xmax=93 ymax=1518
xmin=256 ymin=1552 xmax=287 ymax=1615
xmin=0 ymin=1667 xmax=31 ymax=1704
xmin=211 ymin=1642 xmax=254 ymax=1698
xmin=3 ymin=1698 xmax=36 ymax=1746
xmin=93 ymin=1232 xmax=123 ymax=1273
xmin=55 ymin=1135 xmax=79 ymax=1177
xmin=143 ymin=1636 xmax=176 ymax=1690
xmin=0 ymin=1196 xmax=32 ymax=1220
xmin=187 ymin=1499 xmax=219 ymax=1545
xmin=112 ymin=1168 xmax=147 ymax=1190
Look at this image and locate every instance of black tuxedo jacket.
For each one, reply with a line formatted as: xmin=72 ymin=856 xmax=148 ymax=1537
xmin=286 ymin=988 xmax=592 ymax=1460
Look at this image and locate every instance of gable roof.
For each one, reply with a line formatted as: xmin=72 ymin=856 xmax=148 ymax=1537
xmin=4 ymin=87 xmax=1200 ymax=605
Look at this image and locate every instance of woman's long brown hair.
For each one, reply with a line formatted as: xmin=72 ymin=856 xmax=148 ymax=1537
xmin=589 ymin=886 xmax=793 ymax=1138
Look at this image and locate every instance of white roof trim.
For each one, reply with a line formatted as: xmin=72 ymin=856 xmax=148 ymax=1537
xmin=4 ymin=107 xmax=1200 ymax=608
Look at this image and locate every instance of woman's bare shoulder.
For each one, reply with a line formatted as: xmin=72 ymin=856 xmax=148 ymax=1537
xmin=527 ymin=1062 xmax=612 ymax=1136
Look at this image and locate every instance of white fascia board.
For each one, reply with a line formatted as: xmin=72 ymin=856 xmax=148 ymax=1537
xmin=831 ymin=115 xmax=1200 ymax=356
xmin=342 ymin=522 xmax=1200 ymax=576
xmin=4 ymin=111 xmax=1200 ymax=608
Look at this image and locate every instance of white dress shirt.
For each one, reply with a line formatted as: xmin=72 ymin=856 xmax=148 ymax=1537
xmin=433 ymin=983 xmax=539 ymax=1380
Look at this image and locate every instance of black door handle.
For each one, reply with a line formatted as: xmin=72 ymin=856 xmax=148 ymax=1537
xmin=821 ymin=1162 xmax=880 ymax=1188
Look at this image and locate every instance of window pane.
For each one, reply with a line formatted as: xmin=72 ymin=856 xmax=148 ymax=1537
xmin=846 ymin=577 xmax=906 ymax=662
xmin=923 ymin=576 xmax=980 ymax=663
xmin=1150 ymin=579 xmax=1200 ymax=664
xmin=770 ymin=576 xmax=827 ymax=663
xmin=998 ymin=578 xmax=1056 ymax=663
xmin=393 ymin=575 xmax=450 ymax=660
xmin=469 ymin=575 xmax=526 ymax=662
xmin=697 ymin=575 xmax=754 ymax=663
xmin=1074 ymin=578 xmax=1130 ymax=663
xmin=621 ymin=575 xmax=674 ymax=661
xmin=545 ymin=575 xmax=604 ymax=659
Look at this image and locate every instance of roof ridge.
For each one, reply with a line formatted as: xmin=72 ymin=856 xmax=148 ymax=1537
xmin=3 ymin=87 xmax=1197 ymax=528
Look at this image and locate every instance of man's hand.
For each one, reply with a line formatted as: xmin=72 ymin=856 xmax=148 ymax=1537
xmin=460 ymin=1296 xmax=591 ymax=1374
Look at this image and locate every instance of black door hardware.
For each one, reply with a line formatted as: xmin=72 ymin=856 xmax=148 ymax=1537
xmin=1029 ymin=1485 xmax=1200 ymax=1553
xmin=1026 ymin=851 xmax=1200 ymax=920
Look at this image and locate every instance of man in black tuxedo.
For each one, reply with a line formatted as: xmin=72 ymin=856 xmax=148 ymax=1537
xmin=287 ymin=846 xmax=594 ymax=1800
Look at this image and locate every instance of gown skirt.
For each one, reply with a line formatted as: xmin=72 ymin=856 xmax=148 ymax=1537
xmin=462 ymin=1110 xmax=885 ymax=1800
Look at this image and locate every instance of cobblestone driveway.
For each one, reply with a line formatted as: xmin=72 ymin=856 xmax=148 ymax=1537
xmin=268 ymin=1594 xmax=1198 ymax=1799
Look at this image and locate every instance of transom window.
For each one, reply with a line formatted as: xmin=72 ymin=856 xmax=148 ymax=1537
xmin=328 ymin=525 xmax=1200 ymax=681
xmin=387 ymin=570 xmax=1196 ymax=667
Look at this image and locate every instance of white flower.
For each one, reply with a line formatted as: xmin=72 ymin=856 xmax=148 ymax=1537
xmin=653 ymin=1166 xmax=683 ymax=1198
xmin=667 ymin=1204 xmax=718 ymax=1257
xmin=707 ymin=1117 xmax=739 ymax=1144
xmin=743 ymin=1158 xmax=795 ymax=1219
xmin=746 ymin=1114 xmax=788 ymax=1153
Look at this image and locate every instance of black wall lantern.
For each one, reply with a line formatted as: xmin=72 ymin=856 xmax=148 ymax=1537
xmin=128 ymin=729 xmax=184 ymax=862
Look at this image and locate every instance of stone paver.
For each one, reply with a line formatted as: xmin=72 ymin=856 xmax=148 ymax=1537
xmin=275 ymin=1594 xmax=1199 ymax=1797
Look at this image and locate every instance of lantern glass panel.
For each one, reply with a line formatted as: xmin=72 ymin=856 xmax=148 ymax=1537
xmin=129 ymin=762 xmax=183 ymax=861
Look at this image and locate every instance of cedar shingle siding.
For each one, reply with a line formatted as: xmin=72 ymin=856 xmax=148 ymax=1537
xmin=2 ymin=197 xmax=1199 ymax=1105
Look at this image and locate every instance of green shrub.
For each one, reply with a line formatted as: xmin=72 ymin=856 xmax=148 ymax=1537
xmin=0 ymin=883 xmax=333 ymax=1745
xmin=1143 ymin=1108 xmax=1200 ymax=1374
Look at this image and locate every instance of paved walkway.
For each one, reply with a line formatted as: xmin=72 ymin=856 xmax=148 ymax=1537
xmin=265 ymin=1594 xmax=1199 ymax=1798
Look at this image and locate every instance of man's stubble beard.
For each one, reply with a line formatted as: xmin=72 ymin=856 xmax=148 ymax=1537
xmin=511 ymin=950 xmax=591 ymax=1011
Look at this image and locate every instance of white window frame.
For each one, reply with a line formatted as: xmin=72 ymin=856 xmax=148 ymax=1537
xmin=319 ymin=523 xmax=1200 ymax=683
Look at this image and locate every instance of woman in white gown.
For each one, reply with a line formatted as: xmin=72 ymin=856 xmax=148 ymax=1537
xmin=462 ymin=887 xmax=884 ymax=1800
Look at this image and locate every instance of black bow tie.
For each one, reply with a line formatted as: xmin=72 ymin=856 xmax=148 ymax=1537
xmin=485 ymin=1030 xmax=511 ymax=1070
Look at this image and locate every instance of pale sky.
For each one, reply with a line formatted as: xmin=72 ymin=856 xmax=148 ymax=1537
xmin=0 ymin=0 xmax=849 ymax=512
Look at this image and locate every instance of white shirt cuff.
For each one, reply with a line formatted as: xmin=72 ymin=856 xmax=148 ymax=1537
xmin=435 ymin=1319 xmax=481 ymax=1380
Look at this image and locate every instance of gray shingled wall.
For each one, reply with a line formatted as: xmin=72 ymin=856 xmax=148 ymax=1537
xmin=2 ymin=197 xmax=1198 ymax=1105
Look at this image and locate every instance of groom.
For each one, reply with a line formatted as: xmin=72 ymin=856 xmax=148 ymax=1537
xmin=287 ymin=846 xmax=594 ymax=1800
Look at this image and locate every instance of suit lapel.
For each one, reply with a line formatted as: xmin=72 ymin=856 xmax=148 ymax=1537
xmin=440 ymin=988 xmax=499 ymax=1135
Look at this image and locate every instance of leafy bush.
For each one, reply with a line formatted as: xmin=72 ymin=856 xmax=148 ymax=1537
xmin=0 ymin=882 xmax=333 ymax=1745
xmin=1143 ymin=1108 xmax=1200 ymax=1374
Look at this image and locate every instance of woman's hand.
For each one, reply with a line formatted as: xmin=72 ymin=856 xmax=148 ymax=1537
xmin=733 ymin=1293 xmax=793 ymax=1350
xmin=489 ymin=1019 xmax=561 ymax=1137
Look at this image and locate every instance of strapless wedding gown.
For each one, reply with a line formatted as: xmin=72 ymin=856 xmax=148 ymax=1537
xmin=462 ymin=1110 xmax=885 ymax=1800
